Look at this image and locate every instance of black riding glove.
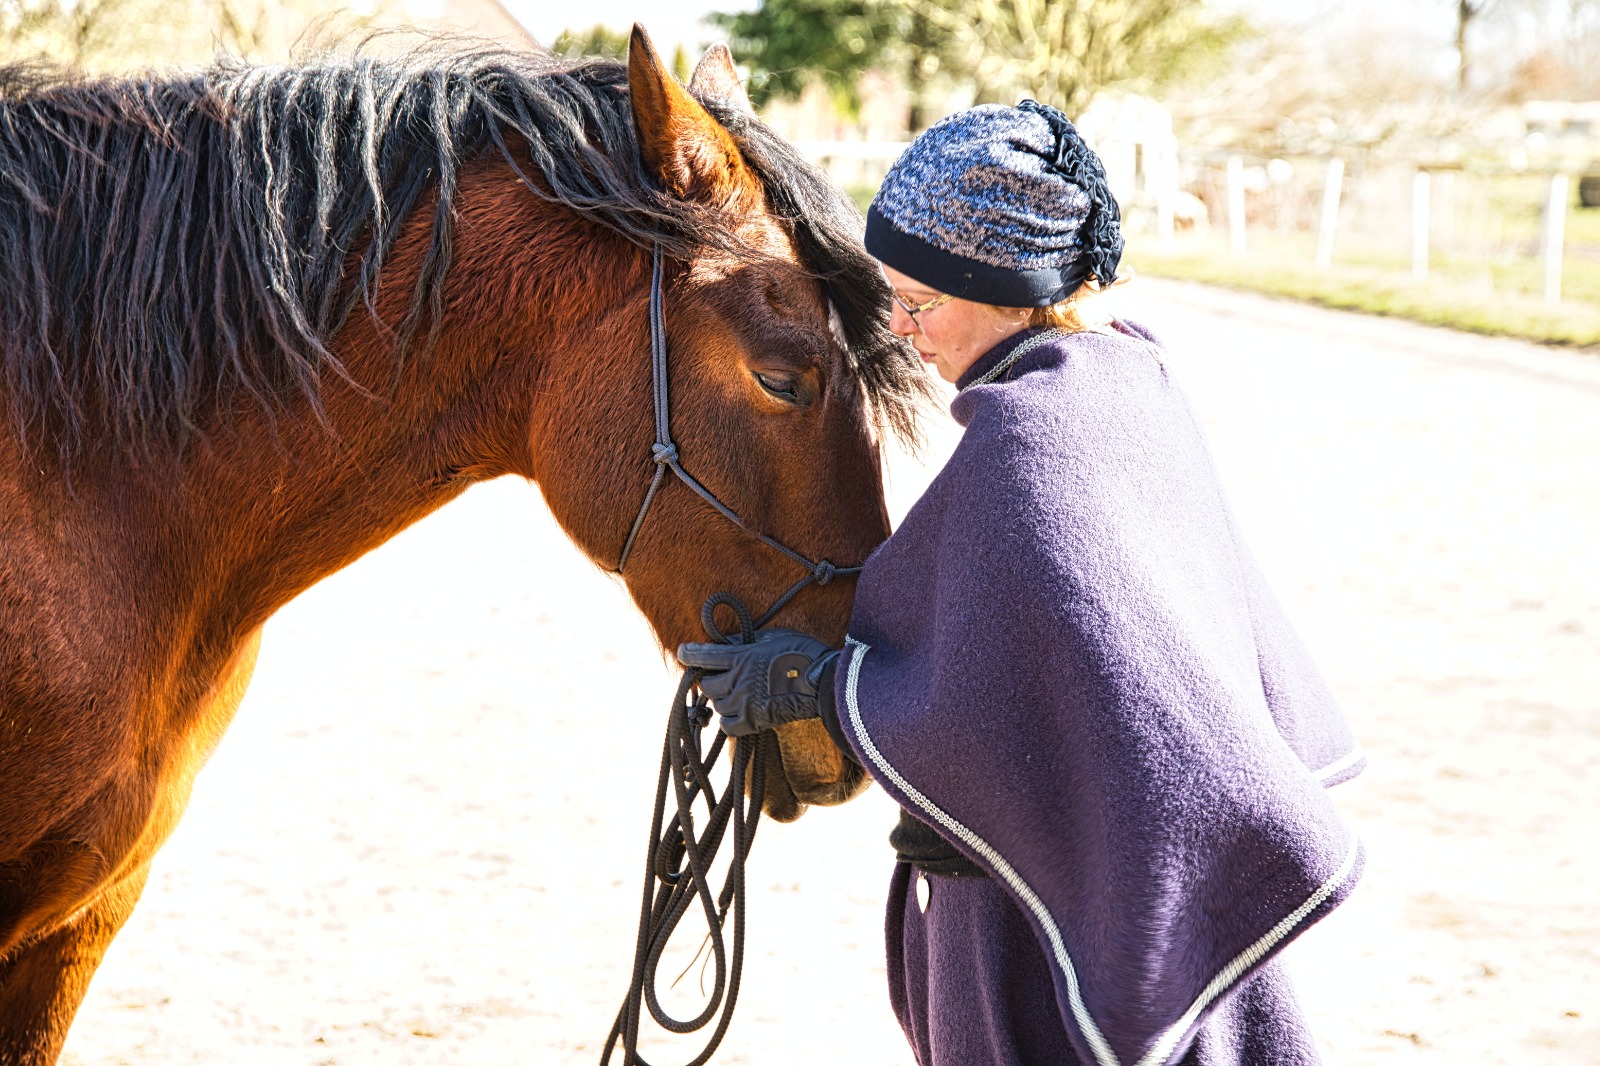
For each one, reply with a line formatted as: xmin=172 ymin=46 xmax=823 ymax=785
xmin=676 ymin=629 xmax=839 ymax=737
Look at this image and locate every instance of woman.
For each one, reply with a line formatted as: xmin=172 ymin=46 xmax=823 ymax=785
xmin=678 ymin=101 xmax=1364 ymax=1066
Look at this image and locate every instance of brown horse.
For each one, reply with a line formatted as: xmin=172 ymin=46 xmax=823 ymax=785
xmin=0 ymin=29 xmax=925 ymax=1064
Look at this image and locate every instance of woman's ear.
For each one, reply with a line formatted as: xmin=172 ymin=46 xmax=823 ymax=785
xmin=627 ymin=25 xmax=758 ymax=205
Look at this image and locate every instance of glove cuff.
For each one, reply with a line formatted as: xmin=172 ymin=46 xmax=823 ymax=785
xmin=804 ymin=649 xmax=841 ymax=691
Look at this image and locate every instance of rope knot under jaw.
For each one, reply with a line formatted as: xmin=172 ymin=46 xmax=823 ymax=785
xmin=652 ymin=441 xmax=679 ymax=465
xmin=812 ymin=561 xmax=838 ymax=586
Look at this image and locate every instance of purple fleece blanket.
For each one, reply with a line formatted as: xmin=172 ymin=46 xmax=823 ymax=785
xmin=837 ymin=324 xmax=1364 ymax=1066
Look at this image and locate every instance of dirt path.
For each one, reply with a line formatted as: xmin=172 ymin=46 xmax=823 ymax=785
xmin=58 ymin=280 xmax=1599 ymax=1064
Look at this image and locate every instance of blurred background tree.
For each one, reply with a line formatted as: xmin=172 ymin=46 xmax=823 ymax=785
xmin=928 ymin=0 xmax=1248 ymax=116
xmin=1455 ymin=0 xmax=1495 ymax=92
xmin=550 ymin=23 xmax=629 ymax=59
xmin=552 ymin=22 xmax=693 ymax=81
xmin=714 ymin=0 xmax=1245 ymax=130
xmin=707 ymin=0 xmax=902 ymax=114
xmin=3 ymin=0 xmax=184 ymax=67
xmin=1 ymin=0 xmax=405 ymax=72
xmin=1496 ymin=0 xmax=1600 ymax=101
xmin=706 ymin=0 xmax=1600 ymax=153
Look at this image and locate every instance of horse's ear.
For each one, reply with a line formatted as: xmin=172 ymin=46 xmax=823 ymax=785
xmin=689 ymin=43 xmax=754 ymax=117
xmin=628 ymin=24 xmax=755 ymax=203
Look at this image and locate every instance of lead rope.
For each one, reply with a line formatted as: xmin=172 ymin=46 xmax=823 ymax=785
xmin=602 ymin=593 xmax=765 ymax=1066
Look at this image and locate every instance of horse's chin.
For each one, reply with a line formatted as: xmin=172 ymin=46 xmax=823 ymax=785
xmin=754 ymin=731 xmax=804 ymax=822
xmin=759 ymin=719 xmax=871 ymax=822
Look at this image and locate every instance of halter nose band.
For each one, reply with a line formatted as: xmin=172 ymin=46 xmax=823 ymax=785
xmin=614 ymin=244 xmax=861 ymax=626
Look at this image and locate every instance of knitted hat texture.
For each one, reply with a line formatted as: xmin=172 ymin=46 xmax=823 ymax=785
xmin=866 ymin=100 xmax=1123 ymax=307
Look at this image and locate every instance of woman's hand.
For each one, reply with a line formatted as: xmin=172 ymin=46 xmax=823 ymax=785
xmin=676 ymin=630 xmax=840 ymax=736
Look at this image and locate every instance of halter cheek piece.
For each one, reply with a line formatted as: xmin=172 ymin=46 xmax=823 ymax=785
xmin=602 ymin=244 xmax=865 ymax=1066
xmin=614 ymin=244 xmax=860 ymax=627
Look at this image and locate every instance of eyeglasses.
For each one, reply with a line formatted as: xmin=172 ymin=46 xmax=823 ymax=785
xmin=888 ymin=288 xmax=954 ymax=330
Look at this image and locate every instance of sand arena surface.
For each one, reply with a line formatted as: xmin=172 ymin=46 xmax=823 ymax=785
xmin=57 ymin=280 xmax=1599 ymax=1065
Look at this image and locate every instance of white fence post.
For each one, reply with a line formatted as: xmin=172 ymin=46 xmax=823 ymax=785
xmin=1227 ymin=155 xmax=1246 ymax=257
xmin=1544 ymin=173 xmax=1569 ymax=306
xmin=1315 ymin=158 xmax=1344 ymax=269
xmin=1411 ymin=170 xmax=1431 ymax=282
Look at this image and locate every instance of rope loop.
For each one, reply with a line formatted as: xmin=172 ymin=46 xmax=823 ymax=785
xmin=652 ymin=441 xmax=680 ymax=466
xmin=700 ymin=591 xmax=756 ymax=646
xmin=604 ymin=593 xmax=767 ymax=1066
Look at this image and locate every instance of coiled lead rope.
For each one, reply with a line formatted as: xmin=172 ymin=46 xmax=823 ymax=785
xmin=602 ymin=593 xmax=766 ymax=1066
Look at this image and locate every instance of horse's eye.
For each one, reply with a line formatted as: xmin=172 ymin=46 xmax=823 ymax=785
xmin=755 ymin=372 xmax=800 ymax=402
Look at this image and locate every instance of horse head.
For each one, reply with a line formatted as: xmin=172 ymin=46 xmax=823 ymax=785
xmin=512 ymin=30 xmax=923 ymax=821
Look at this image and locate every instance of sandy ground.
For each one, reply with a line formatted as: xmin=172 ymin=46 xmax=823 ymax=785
xmin=56 ymin=280 xmax=1600 ymax=1065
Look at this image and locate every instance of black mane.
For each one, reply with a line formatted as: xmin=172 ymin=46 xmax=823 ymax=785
xmin=0 ymin=43 xmax=924 ymax=456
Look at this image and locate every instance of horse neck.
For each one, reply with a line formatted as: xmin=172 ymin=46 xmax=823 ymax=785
xmin=144 ymin=185 xmax=647 ymax=643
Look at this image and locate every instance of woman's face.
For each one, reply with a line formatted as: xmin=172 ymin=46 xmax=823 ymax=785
xmin=881 ymin=264 xmax=1030 ymax=383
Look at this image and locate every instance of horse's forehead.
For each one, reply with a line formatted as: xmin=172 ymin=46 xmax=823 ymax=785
xmin=688 ymin=230 xmax=813 ymax=294
xmin=739 ymin=214 xmax=804 ymax=261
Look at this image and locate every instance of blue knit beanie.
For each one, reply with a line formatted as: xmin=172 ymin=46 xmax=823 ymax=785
xmin=865 ymin=100 xmax=1123 ymax=308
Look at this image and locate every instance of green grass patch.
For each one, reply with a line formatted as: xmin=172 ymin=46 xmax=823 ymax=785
xmin=1134 ymin=234 xmax=1600 ymax=350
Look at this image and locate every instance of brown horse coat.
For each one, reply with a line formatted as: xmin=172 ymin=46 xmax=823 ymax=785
xmin=0 ymin=31 xmax=924 ymax=1063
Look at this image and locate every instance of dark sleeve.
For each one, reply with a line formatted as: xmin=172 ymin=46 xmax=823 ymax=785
xmin=814 ymin=655 xmax=862 ymax=768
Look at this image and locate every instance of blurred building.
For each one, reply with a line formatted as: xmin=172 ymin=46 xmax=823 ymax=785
xmin=1075 ymin=94 xmax=1186 ymax=236
xmin=1517 ymin=100 xmax=1600 ymax=171
xmin=757 ymin=73 xmax=914 ymax=196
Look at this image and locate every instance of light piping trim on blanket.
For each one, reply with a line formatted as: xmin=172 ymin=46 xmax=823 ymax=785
xmin=1313 ymin=747 xmax=1366 ymax=785
xmin=842 ymin=638 xmax=1120 ymax=1066
xmin=843 ymin=638 xmax=1363 ymax=1066
xmin=1132 ymin=834 xmax=1360 ymax=1066
xmin=961 ymin=329 xmax=1068 ymax=390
